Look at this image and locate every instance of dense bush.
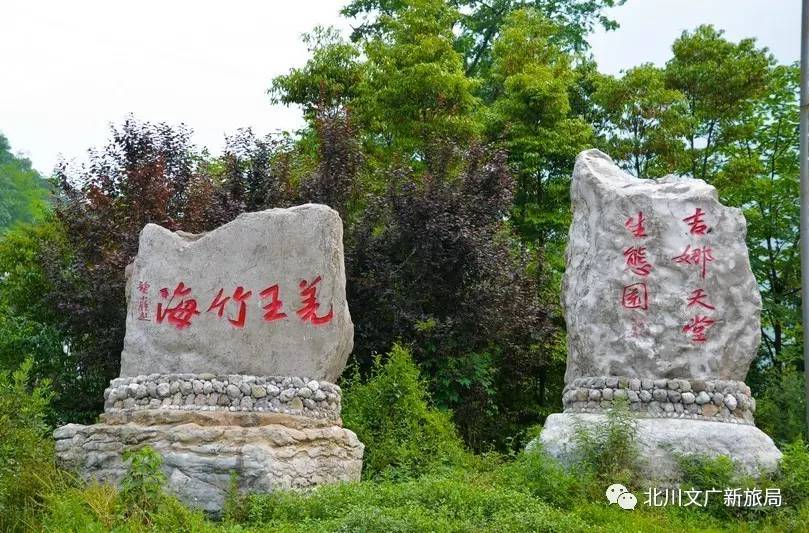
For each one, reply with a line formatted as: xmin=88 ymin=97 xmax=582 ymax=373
xmin=677 ymin=454 xmax=739 ymax=493
xmin=570 ymin=399 xmax=643 ymax=487
xmin=755 ymin=366 xmax=807 ymax=445
xmin=235 ymin=444 xmax=809 ymax=532
xmin=496 ymin=445 xmax=591 ymax=509
xmin=341 ymin=343 xmax=470 ymax=479
xmin=0 ymin=220 xmax=98 ymax=424
xmin=0 ymin=362 xmax=805 ymax=533
xmin=40 ymin=447 xmax=214 ymax=532
xmin=347 ymin=145 xmax=554 ymax=449
xmin=672 ymin=439 xmax=809 ymax=523
xmin=0 ymin=358 xmax=57 ymax=531
xmin=778 ymin=440 xmax=809 ymax=509
xmin=0 ymin=114 xmax=555 ymax=451
xmin=4 ymin=436 xmax=805 ymax=532
xmin=117 ymin=447 xmax=170 ymax=525
xmin=241 ymin=473 xmax=592 ymax=532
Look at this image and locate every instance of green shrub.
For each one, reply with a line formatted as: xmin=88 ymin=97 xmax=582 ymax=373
xmin=674 ymin=453 xmax=741 ymax=520
xmin=755 ymin=366 xmax=807 ymax=445
xmin=243 ymin=474 xmax=591 ymax=532
xmin=118 ymin=446 xmax=169 ymax=523
xmin=40 ymin=447 xmax=214 ymax=532
xmin=341 ymin=343 xmax=470 ymax=479
xmin=0 ymin=357 xmax=57 ymax=532
xmin=778 ymin=439 xmax=809 ymax=508
xmin=41 ymin=481 xmax=119 ymax=533
xmin=677 ymin=454 xmax=738 ymax=491
xmin=222 ymin=471 xmax=249 ymax=524
xmin=497 ymin=445 xmax=591 ymax=509
xmin=41 ymin=481 xmax=216 ymax=533
xmin=28 ymin=435 xmax=809 ymax=532
xmin=674 ymin=452 xmax=792 ymax=522
xmin=571 ymin=398 xmax=642 ymax=487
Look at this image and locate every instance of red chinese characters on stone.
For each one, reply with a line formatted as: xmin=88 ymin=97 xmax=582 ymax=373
xmin=682 ymin=315 xmax=716 ymax=343
xmin=156 ymin=282 xmax=200 ymax=329
xmin=296 ymin=276 xmax=334 ymax=325
xmin=206 ymin=286 xmax=253 ymax=328
xmin=624 ymin=246 xmax=653 ymax=276
xmin=625 ymin=211 xmax=648 ymax=238
xmin=686 ymin=288 xmax=715 ymax=310
xmin=259 ymin=284 xmax=287 ymax=322
xmin=672 ymin=244 xmax=714 ymax=279
xmin=137 ymin=281 xmax=150 ymax=321
xmin=682 ymin=208 xmax=708 ymax=235
xmin=151 ymin=277 xmax=335 ymax=329
xmin=622 ymin=283 xmax=648 ymax=310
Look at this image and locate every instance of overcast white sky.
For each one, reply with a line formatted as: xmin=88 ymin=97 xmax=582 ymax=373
xmin=0 ymin=0 xmax=800 ymax=175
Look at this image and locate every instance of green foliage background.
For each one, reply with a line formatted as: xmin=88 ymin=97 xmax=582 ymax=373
xmin=0 ymin=0 xmax=807 ymax=530
xmin=1 ymin=0 xmax=805 ymax=448
xmin=3 ymin=347 xmax=809 ymax=532
xmin=0 ymin=134 xmax=49 ymax=232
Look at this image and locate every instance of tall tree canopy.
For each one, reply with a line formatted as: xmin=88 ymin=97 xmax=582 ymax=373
xmin=0 ymin=133 xmax=50 ymax=232
xmin=665 ymin=25 xmax=773 ymax=182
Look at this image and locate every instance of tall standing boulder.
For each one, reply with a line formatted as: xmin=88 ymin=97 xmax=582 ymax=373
xmin=538 ymin=150 xmax=781 ymax=479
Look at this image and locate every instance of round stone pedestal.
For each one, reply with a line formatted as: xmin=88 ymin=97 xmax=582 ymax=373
xmin=536 ymin=412 xmax=781 ymax=481
xmin=55 ymin=374 xmax=364 ymax=513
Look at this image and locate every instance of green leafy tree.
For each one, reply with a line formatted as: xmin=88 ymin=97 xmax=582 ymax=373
xmin=593 ymin=64 xmax=688 ymax=178
xmin=343 ymin=0 xmax=627 ymax=73
xmin=269 ymin=26 xmax=364 ymax=117
xmin=0 ymin=221 xmax=78 ymax=422
xmin=457 ymin=0 xmax=626 ymax=78
xmin=487 ymin=9 xmax=591 ymax=247
xmin=358 ymin=0 xmax=481 ymax=170
xmin=713 ymin=64 xmax=805 ymax=441
xmin=665 ymin=25 xmax=773 ymax=182
xmin=716 ymin=64 xmax=800 ymax=367
xmin=0 ymin=133 xmax=50 ymax=232
xmin=272 ymin=0 xmax=482 ymax=175
xmin=483 ymin=11 xmax=591 ymax=407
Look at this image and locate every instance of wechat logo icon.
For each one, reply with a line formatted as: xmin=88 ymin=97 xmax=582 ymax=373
xmin=606 ymin=483 xmax=637 ymax=510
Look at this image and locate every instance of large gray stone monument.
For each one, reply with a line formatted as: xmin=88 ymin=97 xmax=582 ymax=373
xmin=538 ymin=150 xmax=781 ymax=479
xmin=55 ymin=204 xmax=364 ymax=513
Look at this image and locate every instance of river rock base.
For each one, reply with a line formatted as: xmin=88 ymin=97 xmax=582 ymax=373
xmin=536 ymin=412 xmax=781 ymax=481
xmin=55 ymin=410 xmax=364 ymax=513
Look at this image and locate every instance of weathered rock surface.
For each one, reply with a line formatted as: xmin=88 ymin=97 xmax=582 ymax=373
xmin=564 ymin=150 xmax=760 ymax=381
xmin=539 ymin=413 xmax=781 ymax=479
xmin=120 ymin=204 xmax=353 ymax=382
xmin=98 ymin=408 xmax=341 ymax=428
xmin=55 ymin=411 xmax=363 ymax=514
